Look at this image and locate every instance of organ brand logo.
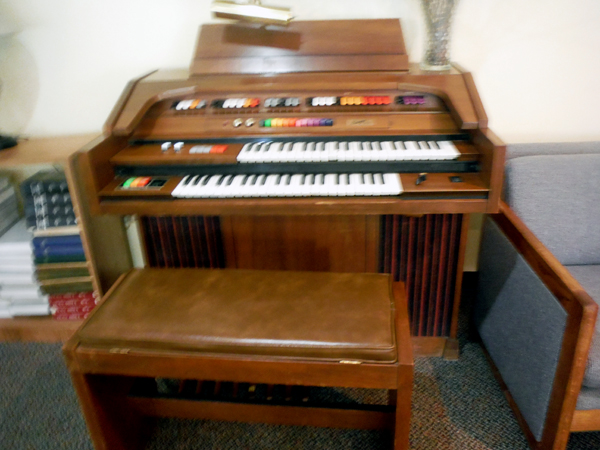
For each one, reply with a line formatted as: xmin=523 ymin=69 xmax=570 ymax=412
xmin=346 ymin=119 xmax=375 ymax=127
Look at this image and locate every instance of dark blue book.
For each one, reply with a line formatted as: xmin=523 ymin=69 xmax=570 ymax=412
xmin=33 ymin=244 xmax=85 ymax=258
xmin=32 ymin=235 xmax=82 ymax=249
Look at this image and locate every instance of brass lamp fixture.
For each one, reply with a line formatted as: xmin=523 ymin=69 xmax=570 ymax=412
xmin=211 ymin=0 xmax=294 ymax=26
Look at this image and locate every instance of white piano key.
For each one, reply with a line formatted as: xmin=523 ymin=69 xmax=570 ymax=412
xmin=263 ymin=174 xmax=279 ymax=197
xmin=325 ymin=141 xmax=339 ymax=161
xmin=336 ymin=173 xmax=351 ymax=196
xmin=279 ymin=142 xmax=294 ymax=162
xmin=288 ymin=174 xmax=305 ymax=196
xmin=323 ymin=173 xmax=338 ymax=196
xmin=297 ymin=174 xmax=312 ymax=197
xmin=237 ymin=143 xmax=254 ymax=162
xmin=205 ymin=175 xmax=226 ymax=197
xmin=185 ymin=175 xmax=207 ymax=197
xmin=403 ymin=141 xmax=425 ymax=160
xmin=290 ymin=142 xmax=307 ymax=162
xmin=224 ymin=175 xmax=246 ymax=197
xmin=310 ymin=173 xmax=326 ymax=195
xmin=304 ymin=142 xmax=320 ymax=162
xmin=348 ymin=173 xmax=364 ymax=196
xmin=383 ymin=173 xmax=403 ymax=195
xmin=362 ymin=173 xmax=377 ymax=196
xmin=180 ymin=175 xmax=199 ymax=197
xmin=249 ymin=174 xmax=267 ymax=197
xmin=172 ymin=175 xmax=190 ymax=197
xmin=371 ymin=142 xmax=387 ymax=161
xmin=337 ymin=141 xmax=352 ymax=161
xmin=264 ymin=142 xmax=282 ymax=162
xmin=315 ymin=142 xmax=328 ymax=162
xmin=437 ymin=141 xmax=460 ymax=159
xmin=213 ymin=175 xmax=234 ymax=198
xmin=371 ymin=173 xmax=388 ymax=195
xmin=349 ymin=142 xmax=364 ymax=161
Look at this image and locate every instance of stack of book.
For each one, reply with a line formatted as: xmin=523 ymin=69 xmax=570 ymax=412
xmin=0 ymin=176 xmax=20 ymax=237
xmin=0 ymin=219 xmax=49 ymax=318
xmin=20 ymin=171 xmax=97 ymax=320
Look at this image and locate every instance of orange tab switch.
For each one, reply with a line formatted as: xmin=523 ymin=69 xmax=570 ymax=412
xmin=209 ymin=145 xmax=228 ymax=154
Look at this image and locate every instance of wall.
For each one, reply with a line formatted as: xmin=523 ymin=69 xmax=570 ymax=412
xmin=0 ymin=0 xmax=599 ymax=142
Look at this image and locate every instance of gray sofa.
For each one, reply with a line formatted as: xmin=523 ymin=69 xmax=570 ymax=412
xmin=475 ymin=142 xmax=600 ymax=450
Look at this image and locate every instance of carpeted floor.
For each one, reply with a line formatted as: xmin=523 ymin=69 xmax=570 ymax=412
xmin=2 ymin=312 xmax=600 ymax=448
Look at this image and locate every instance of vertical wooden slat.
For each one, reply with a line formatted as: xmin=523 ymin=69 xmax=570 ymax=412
xmin=418 ymin=216 xmax=433 ymax=336
xmin=186 ymin=217 xmax=200 ymax=268
xmin=441 ymin=215 xmax=461 ymax=336
xmin=434 ymin=215 xmax=450 ymax=336
xmin=426 ymin=215 xmax=442 ymax=335
xmin=406 ymin=217 xmax=417 ymax=334
xmin=379 ymin=213 xmax=464 ymax=338
xmin=172 ymin=217 xmax=184 ymax=268
xmin=140 ymin=216 xmax=225 ymax=269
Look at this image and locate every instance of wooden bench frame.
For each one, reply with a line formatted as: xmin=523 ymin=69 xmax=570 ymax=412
xmin=64 ymin=281 xmax=414 ymax=450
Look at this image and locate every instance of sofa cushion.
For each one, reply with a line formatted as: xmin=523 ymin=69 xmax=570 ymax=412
xmin=507 ymin=141 xmax=600 ymax=160
xmin=567 ymin=265 xmax=600 ymax=388
xmin=505 ymin=154 xmax=600 ymax=265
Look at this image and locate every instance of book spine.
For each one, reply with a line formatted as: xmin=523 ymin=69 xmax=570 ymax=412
xmin=33 ymin=244 xmax=85 ymax=258
xmin=48 ymin=291 xmax=97 ymax=302
xmin=34 ymin=254 xmax=87 ymax=264
xmin=32 ymin=235 xmax=83 ymax=248
xmin=52 ymin=311 xmax=90 ymax=321
xmin=49 ymin=297 xmax=97 ymax=307
xmin=50 ymin=304 xmax=95 ymax=315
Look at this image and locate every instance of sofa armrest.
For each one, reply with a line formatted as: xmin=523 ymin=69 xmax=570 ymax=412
xmin=476 ymin=201 xmax=597 ymax=449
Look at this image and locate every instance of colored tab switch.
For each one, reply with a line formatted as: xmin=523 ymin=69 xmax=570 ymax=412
xmin=209 ymin=145 xmax=228 ymax=154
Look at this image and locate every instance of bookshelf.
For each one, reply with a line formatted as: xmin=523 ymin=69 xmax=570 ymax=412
xmin=0 ymin=133 xmax=132 ymax=342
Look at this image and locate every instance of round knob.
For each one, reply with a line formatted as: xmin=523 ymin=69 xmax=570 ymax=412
xmin=233 ymin=118 xmax=243 ymax=128
xmin=245 ymin=118 xmax=255 ymax=127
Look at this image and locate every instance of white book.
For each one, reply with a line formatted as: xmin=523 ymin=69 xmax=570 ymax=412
xmin=0 ymin=285 xmax=43 ymax=300
xmin=0 ymin=220 xmax=33 ymax=255
xmin=0 ymin=273 xmax=38 ymax=284
xmin=9 ymin=295 xmax=49 ymax=305
xmin=0 ymin=262 xmax=35 ymax=272
xmin=9 ymin=303 xmax=50 ymax=316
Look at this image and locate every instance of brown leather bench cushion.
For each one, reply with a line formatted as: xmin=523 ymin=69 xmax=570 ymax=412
xmin=77 ymin=269 xmax=397 ymax=363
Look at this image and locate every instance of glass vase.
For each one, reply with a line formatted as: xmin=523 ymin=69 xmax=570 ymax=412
xmin=421 ymin=0 xmax=458 ymax=71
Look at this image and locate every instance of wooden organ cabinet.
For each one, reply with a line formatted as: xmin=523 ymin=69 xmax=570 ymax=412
xmin=69 ymin=19 xmax=505 ymax=359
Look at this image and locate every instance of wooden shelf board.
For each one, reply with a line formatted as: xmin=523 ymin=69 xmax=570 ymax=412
xmin=0 ymin=133 xmax=99 ymax=168
xmin=0 ymin=316 xmax=82 ymax=342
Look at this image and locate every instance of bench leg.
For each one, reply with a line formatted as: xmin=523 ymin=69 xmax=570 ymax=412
xmin=393 ymin=367 xmax=413 ymax=450
xmin=70 ymin=372 xmax=147 ymax=450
